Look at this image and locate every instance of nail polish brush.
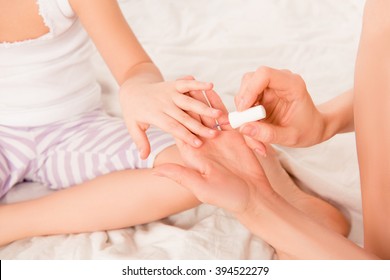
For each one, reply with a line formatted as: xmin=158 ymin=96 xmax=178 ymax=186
xmin=216 ymin=105 xmax=266 ymax=129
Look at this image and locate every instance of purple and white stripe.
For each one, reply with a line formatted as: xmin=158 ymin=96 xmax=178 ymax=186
xmin=0 ymin=109 xmax=175 ymax=197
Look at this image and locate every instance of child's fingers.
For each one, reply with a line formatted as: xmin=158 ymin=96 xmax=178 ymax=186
xmin=234 ymin=72 xmax=254 ymax=110
xmin=173 ymin=93 xmax=222 ymax=119
xmin=175 ymin=80 xmax=213 ymax=93
xmin=169 ymin=109 xmax=218 ymax=139
xmin=126 ymin=122 xmax=151 ymax=159
xmin=176 ymin=75 xmax=195 ymax=81
xmin=154 ymin=113 xmax=203 ymax=148
xmin=204 ymin=89 xmax=229 ymax=115
xmin=199 ymin=90 xmax=230 ymax=129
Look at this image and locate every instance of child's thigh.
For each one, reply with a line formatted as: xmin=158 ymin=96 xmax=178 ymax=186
xmin=153 ymin=145 xmax=184 ymax=167
xmin=0 ymin=150 xmax=14 ymax=198
xmin=0 ymin=127 xmax=36 ymax=198
xmin=35 ymin=110 xmax=175 ymax=189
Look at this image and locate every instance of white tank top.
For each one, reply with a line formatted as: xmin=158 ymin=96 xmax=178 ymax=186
xmin=0 ymin=0 xmax=101 ymax=127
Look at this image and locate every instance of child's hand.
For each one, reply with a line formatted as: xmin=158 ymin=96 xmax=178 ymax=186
xmin=119 ymin=77 xmax=222 ymax=159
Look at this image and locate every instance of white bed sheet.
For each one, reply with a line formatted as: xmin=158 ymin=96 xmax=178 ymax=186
xmin=0 ymin=0 xmax=365 ymax=259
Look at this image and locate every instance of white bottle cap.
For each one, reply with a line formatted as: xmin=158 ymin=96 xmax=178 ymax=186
xmin=228 ymin=105 xmax=266 ymax=129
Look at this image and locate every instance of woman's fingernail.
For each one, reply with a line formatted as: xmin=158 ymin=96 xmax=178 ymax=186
xmin=254 ymin=148 xmax=267 ymax=157
xmin=238 ymin=98 xmax=245 ymax=111
xmin=241 ymin=125 xmax=256 ymax=137
xmin=152 ymin=170 xmax=162 ymax=177
xmin=211 ymin=108 xmax=221 ymax=116
xmin=193 ymin=138 xmax=203 ymax=147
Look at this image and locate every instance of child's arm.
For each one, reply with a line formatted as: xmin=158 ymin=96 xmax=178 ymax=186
xmin=69 ymin=0 xmax=221 ymax=159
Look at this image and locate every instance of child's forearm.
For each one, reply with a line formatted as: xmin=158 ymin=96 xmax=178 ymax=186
xmin=317 ymin=88 xmax=354 ymax=141
xmin=120 ymin=61 xmax=164 ymax=86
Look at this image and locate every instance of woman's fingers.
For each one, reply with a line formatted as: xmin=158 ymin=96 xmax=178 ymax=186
xmin=236 ymin=66 xmax=302 ymax=111
xmin=240 ymin=121 xmax=299 ymax=146
xmin=153 ymin=163 xmax=209 ymax=203
xmin=243 ymin=135 xmax=267 ymax=157
xmin=204 ymin=89 xmax=229 ymax=115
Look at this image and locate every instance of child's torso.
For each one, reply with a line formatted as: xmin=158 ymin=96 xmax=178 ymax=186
xmin=0 ymin=0 xmax=50 ymax=44
xmin=0 ymin=0 xmax=101 ymax=127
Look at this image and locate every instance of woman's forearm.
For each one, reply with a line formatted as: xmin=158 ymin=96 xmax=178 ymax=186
xmin=354 ymin=0 xmax=390 ymax=259
xmin=317 ymin=88 xmax=354 ymax=141
xmin=237 ymin=191 xmax=377 ymax=259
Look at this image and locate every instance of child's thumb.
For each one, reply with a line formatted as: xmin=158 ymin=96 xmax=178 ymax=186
xmin=126 ymin=123 xmax=151 ymax=159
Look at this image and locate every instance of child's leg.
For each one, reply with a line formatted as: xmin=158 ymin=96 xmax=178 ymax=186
xmin=0 ymin=145 xmax=199 ymax=246
xmin=0 ymin=111 xmax=200 ymax=246
xmin=256 ymin=145 xmax=350 ymax=259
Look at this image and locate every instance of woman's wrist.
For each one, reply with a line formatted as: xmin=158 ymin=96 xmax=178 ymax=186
xmin=235 ymin=186 xmax=281 ymax=238
xmin=317 ymin=89 xmax=355 ymax=141
xmin=318 ymin=108 xmax=337 ymax=142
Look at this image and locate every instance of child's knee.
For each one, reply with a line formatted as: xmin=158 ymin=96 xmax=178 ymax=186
xmin=153 ymin=145 xmax=184 ymax=167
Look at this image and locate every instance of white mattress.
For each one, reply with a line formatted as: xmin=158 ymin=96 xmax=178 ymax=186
xmin=0 ymin=0 xmax=365 ymax=259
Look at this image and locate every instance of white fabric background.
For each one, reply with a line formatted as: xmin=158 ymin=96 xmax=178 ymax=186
xmin=0 ymin=0 xmax=365 ymax=259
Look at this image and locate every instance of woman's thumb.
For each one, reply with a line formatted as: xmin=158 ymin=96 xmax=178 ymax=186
xmin=153 ymin=164 xmax=205 ymax=194
xmin=239 ymin=122 xmax=295 ymax=146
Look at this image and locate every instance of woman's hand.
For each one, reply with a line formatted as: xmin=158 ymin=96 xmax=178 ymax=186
xmin=235 ymin=66 xmax=327 ymax=149
xmin=119 ymin=78 xmax=222 ymax=159
xmin=153 ymin=90 xmax=272 ymax=215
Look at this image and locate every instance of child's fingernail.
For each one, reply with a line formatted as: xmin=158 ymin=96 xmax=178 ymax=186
xmin=209 ymin=129 xmax=217 ymax=136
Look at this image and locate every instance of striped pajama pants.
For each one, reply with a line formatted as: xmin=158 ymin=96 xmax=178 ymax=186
xmin=0 ymin=109 xmax=175 ymax=198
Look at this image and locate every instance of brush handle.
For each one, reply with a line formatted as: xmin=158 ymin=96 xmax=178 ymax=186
xmin=228 ymin=105 xmax=266 ymax=129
